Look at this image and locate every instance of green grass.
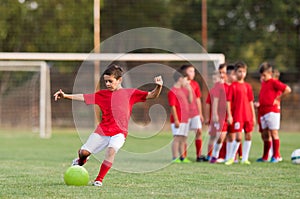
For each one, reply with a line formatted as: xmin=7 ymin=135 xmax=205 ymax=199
xmin=1 ymin=128 xmax=300 ymax=199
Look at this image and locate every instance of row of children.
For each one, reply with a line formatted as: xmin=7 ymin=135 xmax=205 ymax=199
xmin=168 ymin=62 xmax=291 ymax=164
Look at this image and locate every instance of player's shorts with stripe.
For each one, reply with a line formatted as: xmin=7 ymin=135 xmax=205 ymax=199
xmin=260 ymin=112 xmax=280 ymax=130
xmin=81 ymin=133 xmax=125 ymax=154
xmin=209 ymin=121 xmax=228 ymax=136
xmin=171 ymin=123 xmax=189 ymax=136
xmin=189 ymin=115 xmax=202 ymax=130
xmin=231 ymin=121 xmax=253 ymax=133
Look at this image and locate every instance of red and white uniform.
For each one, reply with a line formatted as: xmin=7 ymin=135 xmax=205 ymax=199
xmin=227 ymin=82 xmax=254 ymax=133
xmin=258 ymin=79 xmax=287 ymax=130
xmin=189 ymin=80 xmax=202 ymax=130
xmin=81 ymin=89 xmax=148 ymax=153
xmin=206 ymin=82 xmax=227 ymax=135
xmin=168 ymin=87 xmax=190 ymax=136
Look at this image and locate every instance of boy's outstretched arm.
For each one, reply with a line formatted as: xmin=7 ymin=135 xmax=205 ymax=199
xmin=54 ymin=89 xmax=84 ymax=101
xmin=146 ymin=76 xmax=163 ymax=99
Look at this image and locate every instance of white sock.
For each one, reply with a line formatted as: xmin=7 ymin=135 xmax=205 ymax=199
xmin=230 ymin=141 xmax=240 ymax=160
xmin=212 ymin=143 xmax=222 ymax=158
xmin=268 ymin=143 xmax=273 ymax=160
xmin=226 ymin=142 xmax=233 ymax=161
xmin=242 ymin=140 xmax=252 ymax=161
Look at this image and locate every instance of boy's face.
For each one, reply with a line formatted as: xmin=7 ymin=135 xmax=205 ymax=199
xmin=260 ymin=70 xmax=272 ymax=82
xmin=236 ymin=67 xmax=247 ymax=81
xmin=185 ymin=67 xmax=195 ymax=80
xmin=212 ymin=74 xmax=220 ymax=84
xmin=227 ymin=71 xmax=236 ymax=83
xmin=104 ymin=75 xmax=122 ymax=91
xmin=219 ymin=67 xmax=227 ymax=82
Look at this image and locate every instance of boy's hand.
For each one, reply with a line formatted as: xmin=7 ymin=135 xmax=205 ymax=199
xmin=154 ymin=76 xmax=163 ymax=86
xmin=54 ymin=89 xmax=65 ymax=101
xmin=174 ymin=120 xmax=180 ymax=128
xmin=212 ymin=114 xmax=219 ymax=123
xmin=273 ymin=98 xmax=280 ymax=106
xmin=254 ymin=101 xmax=260 ymax=108
xmin=227 ymin=114 xmax=233 ymax=125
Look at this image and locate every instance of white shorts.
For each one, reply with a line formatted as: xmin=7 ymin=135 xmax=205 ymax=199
xmin=260 ymin=112 xmax=280 ymax=130
xmin=171 ymin=123 xmax=189 ymax=136
xmin=189 ymin=115 xmax=202 ymax=130
xmin=81 ymin=133 xmax=125 ymax=154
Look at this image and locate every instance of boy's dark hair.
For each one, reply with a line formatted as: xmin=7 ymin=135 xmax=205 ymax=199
xmin=226 ymin=64 xmax=235 ymax=74
xmin=180 ymin=64 xmax=194 ymax=76
xmin=218 ymin=63 xmax=227 ymax=70
xmin=235 ymin=61 xmax=247 ymax=71
xmin=173 ymin=69 xmax=184 ymax=82
xmin=259 ymin=62 xmax=272 ymax=74
xmin=103 ymin=64 xmax=124 ymax=79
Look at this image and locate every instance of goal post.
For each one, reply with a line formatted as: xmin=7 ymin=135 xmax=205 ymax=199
xmin=0 ymin=52 xmax=225 ymax=139
xmin=0 ymin=61 xmax=51 ymax=138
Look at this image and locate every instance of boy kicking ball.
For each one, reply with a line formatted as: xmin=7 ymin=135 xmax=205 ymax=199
xmin=54 ymin=65 xmax=163 ymax=187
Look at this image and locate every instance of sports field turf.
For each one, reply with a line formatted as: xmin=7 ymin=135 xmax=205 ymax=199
xmin=1 ymin=129 xmax=300 ymax=199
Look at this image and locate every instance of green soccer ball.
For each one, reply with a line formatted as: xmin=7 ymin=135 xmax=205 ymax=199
xmin=64 ymin=165 xmax=89 ymax=186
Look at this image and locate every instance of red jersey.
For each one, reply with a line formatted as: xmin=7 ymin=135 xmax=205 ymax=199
xmin=83 ymin=89 xmax=148 ymax=137
xmin=168 ymin=87 xmax=190 ymax=123
xmin=189 ymin=80 xmax=201 ymax=117
xmin=258 ymin=78 xmax=287 ymax=115
xmin=206 ymin=82 xmax=227 ymax=123
xmin=227 ymin=81 xmax=254 ymax=122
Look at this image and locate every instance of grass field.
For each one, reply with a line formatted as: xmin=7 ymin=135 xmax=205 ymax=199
xmin=1 ymin=128 xmax=300 ymax=199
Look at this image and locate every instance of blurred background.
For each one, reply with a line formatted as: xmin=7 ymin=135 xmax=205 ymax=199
xmin=0 ymin=0 xmax=299 ymax=132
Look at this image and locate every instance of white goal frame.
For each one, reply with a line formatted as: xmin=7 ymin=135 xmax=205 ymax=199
xmin=0 ymin=61 xmax=51 ymax=138
xmin=0 ymin=52 xmax=225 ymax=139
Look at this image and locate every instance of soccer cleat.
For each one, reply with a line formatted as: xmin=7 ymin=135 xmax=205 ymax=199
xmin=209 ymin=157 xmax=217 ymax=164
xmin=240 ymin=160 xmax=251 ymax=165
xmin=93 ymin=181 xmax=103 ymax=187
xmin=216 ymin=158 xmax=225 ymax=163
xmin=256 ymin=157 xmax=268 ymax=163
xmin=270 ymin=157 xmax=280 ymax=163
xmin=172 ymin=158 xmax=182 ymax=163
xmin=225 ymin=158 xmax=234 ymax=165
xmin=71 ymin=157 xmax=89 ymax=166
xmin=181 ymin=158 xmax=192 ymax=163
xmin=196 ymin=155 xmax=209 ymax=162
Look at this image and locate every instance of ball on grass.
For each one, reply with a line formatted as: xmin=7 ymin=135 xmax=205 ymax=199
xmin=64 ymin=165 xmax=89 ymax=186
xmin=291 ymin=149 xmax=300 ymax=164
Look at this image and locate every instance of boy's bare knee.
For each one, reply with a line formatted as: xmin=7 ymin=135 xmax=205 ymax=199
xmin=79 ymin=149 xmax=91 ymax=158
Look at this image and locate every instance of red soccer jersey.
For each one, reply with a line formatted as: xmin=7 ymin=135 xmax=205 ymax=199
xmin=227 ymin=81 xmax=254 ymax=122
xmin=168 ymin=87 xmax=190 ymax=123
xmin=189 ymin=80 xmax=201 ymax=117
xmin=206 ymin=82 xmax=227 ymax=123
xmin=258 ymin=78 xmax=287 ymax=115
xmin=83 ymin=89 xmax=148 ymax=137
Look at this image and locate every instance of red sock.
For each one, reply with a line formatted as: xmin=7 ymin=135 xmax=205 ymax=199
xmin=182 ymin=143 xmax=187 ymax=158
xmin=207 ymin=143 xmax=213 ymax=157
xmin=95 ymin=160 xmax=112 ymax=182
xmin=218 ymin=142 xmax=226 ymax=159
xmin=273 ymin=139 xmax=280 ymax=158
xmin=262 ymin=140 xmax=272 ymax=160
xmin=238 ymin=143 xmax=242 ymax=157
xmin=195 ymin=139 xmax=202 ymax=157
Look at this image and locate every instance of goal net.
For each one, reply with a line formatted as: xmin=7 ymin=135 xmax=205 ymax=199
xmin=0 ymin=61 xmax=51 ymax=138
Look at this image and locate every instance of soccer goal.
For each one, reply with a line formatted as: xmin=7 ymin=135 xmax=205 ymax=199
xmin=0 ymin=61 xmax=51 ymax=138
xmin=0 ymin=52 xmax=224 ymax=140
